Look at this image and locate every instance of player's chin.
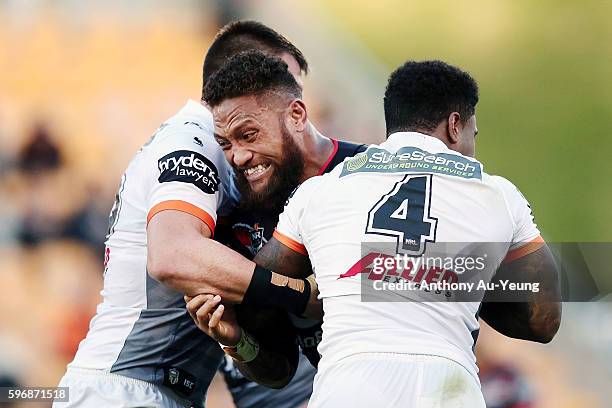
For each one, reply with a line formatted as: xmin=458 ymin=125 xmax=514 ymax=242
xmin=247 ymin=166 xmax=274 ymax=192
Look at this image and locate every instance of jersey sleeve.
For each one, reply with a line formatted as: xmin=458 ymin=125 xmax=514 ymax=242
xmin=494 ymin=176 xmax=545 ymax=263
xmin=146 ymin=126 xmax=230 ymax=236
xmin=273 ymin=176 xmax=323 ymax=256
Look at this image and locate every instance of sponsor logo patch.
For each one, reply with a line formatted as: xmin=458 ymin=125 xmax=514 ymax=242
xmin=168 ymin=368 xmax=179 ymax=385
xmin=158 ymin=150 xmax=220 ymax=194
xmin=163 ymin=366 xmax=197 ymax=397
xmin=341 ymin=146 xmax=482 ymax=180
xmin=345 ymin=152 xmax=368 ymax=171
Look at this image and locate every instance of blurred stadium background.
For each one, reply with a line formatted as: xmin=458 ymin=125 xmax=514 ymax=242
xmin=0 ymin=1 xmax=611 ymax=407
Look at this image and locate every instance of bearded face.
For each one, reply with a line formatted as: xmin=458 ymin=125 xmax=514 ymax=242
xmin=212 ymin=94 xmax=306 ymax=214
xmin=233 ymin=119 xmax=304 ymax=213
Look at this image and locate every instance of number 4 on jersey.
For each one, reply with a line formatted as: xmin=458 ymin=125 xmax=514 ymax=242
xmin=366 ymin=175 xmax=438 ymax=255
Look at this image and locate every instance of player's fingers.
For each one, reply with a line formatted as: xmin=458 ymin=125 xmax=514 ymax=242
xmin=184 ymin=295 xmax=194 ymax=303
xmin=186 ymin=294 xmax=210 ymax=320
xmin=195 ymin=295 xmax=221 ymax=325
xmin=208 ymin=304 xmax=225 ymax=329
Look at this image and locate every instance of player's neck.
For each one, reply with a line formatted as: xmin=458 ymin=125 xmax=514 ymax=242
xmin=300 ymin=122 xmax=335 ymax=181
xmin=416 ymin=127 xmax=452 ymax=150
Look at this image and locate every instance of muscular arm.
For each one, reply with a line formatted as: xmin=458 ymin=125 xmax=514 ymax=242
xmin=480 ymin=244 xmax=562 ymax=343
xmin=254 ymin=236 xmax=313 ymax=278
xmin=148 ymin=210 xmax=315 ymax=306
xmin=147 ymin=210 xmax=253 ymax=302
xmin=231 ymin=238 xmax=319 ymax=386
xmin=156 ymin=212 xmax=316 ymax=386
xmin=232 ymin=306 xmax=300 ymax=388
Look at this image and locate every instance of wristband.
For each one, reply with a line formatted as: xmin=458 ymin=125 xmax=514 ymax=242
xmin=242 ymin=265 xmax=312 ymax=316
xmin=221 ymin=329 xmax=260 ymax=363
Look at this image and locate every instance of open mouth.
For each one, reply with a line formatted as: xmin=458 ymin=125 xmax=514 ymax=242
xmin=242 ymin=162 xmax=272 ymax=184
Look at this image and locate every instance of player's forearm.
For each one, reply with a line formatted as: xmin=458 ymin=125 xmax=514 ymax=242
xmin=148 ymin=212 xmax=316 ymax=313
xmin=147 ymin=211 xmax=252 ymax=301
xmin=483 ymin=245 xmax=562 ymax=343
xmin=516 ymin=245 xmax=562 ymax=343
xmin=229 ymin=307 xmax=299 ymax=388
xmin=150 ymin=240 xmax=315 ymax=315
xmin=151 ymin=237 xmax=254 ymax=301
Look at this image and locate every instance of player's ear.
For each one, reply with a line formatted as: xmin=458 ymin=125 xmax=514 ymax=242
xmin=446 ymin=112 xmax=461 ymax=144
xmin=288 ymin=99 xmax=308 ymax=132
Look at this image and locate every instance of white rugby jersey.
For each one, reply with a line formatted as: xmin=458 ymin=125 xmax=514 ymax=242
xmin=275 ymin=132 xmax=543 ymax=381
xmin=69 ymin=100 xmax=238 ymax=406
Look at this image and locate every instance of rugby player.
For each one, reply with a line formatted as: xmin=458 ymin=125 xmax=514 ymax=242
xmin=54 ymin=21 xmax=328 ymax=408
xmin=208 ymin=54 xmax=366 ymax=407
xmin=190 ymin=59 xmax=562 ymax=406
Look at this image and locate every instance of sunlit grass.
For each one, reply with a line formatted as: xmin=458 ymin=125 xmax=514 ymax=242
xmin=312 ymin=0 xmax=612 ymax=241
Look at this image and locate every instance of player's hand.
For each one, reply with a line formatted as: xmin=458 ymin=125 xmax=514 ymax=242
xmin=303 ymin=275 xmax=323 ymax=320
xmin=185 ymin=294 xmax=241 ymax=346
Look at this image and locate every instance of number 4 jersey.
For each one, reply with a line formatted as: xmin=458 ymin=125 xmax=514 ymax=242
xmin=274 ymin=131 xmax=544 ymax=381
xmin=68 ymin=100 xmax=238 ymax=407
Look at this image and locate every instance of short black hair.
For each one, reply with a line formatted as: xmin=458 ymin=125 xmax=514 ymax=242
xmin=384 ymin=60 xmax=479 ymax=135
xmin=202 ymin=20 xmax=308 ymax=97
xmin=203 ymin=51 xmax=302 ymax=107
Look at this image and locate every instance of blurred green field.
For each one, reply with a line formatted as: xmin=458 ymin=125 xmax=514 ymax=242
xmin=315 ymin=0 xmax=612 ymax=241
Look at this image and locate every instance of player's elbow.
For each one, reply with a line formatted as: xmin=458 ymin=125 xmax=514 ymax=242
xmin=147 ymin=251 xmax=177 ymax=284
xmin=532 ymin=324 xmax=559 ymax=344
xmin=147 ymin=241 xmax=190 ymax=285
xmin=147 ymin=242 xmax=222 ymax=296
xmin=253 ymin=368 xmax=294 ymax=389
xmin=531 ymin=303 xmax=562 ymax=344
xmin=240 ymin=361 xmax=296 ymax=389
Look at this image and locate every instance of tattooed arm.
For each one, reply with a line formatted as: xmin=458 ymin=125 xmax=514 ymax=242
xmin=186 ymin=237 xmax=316 ymax=388
xmin=230 ymin=237 xmax=318 ymax=386
xmin=254 ymin=236 xmax=313 ymax=278
xmin=480 ymin=244 xmax=562 ymax=343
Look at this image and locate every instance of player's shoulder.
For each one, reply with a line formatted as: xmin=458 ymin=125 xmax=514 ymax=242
xmin=485 ymin=174 xmax=524 ymax=200
xmin=283 ymin=174 xmax=332 ymax=216
xmin=336 ymin=139 xmax=368 ymax=156
xmin=149 ymin=101 xmax=216 ymax=151
xmin=288 ymin=175 xmax=326 ymax=201
xmin=142 ymin=101 xmax=229 ymax=173
xmin=484 ymin=173 xmax=533 ymax=226
xmin=126 ymin=101 xmax=233 ymax=194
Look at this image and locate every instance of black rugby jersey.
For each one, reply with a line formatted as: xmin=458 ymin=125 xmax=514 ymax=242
xmin=216 ymin=139 xmax=366 ymax=408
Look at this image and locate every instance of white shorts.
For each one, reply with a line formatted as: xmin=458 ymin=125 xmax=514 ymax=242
xmin=52 ymin=367 xmax=191 ymax=408
xmin=309 ymin=353 xmax=485 ymax=408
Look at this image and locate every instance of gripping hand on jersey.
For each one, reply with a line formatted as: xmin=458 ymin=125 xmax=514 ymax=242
xmin=185 ymin=294 xmax=241 ymax=346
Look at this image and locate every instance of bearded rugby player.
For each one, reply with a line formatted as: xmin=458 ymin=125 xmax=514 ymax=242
xmin=54 ymin=21 xmax=329 ymax=408
xmin=189 ymin=58 xmax=562 ymax=407
xmin=203 ymin=23 xmax=366 ymax=408
xmin=209 ymin=59 xmax=366 ymax=408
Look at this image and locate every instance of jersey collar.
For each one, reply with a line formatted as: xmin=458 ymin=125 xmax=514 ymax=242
xmin=317 ymin=138 xmax=339 ymax=175
xmin=383 ymin=131 xmax=451 ymax=154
